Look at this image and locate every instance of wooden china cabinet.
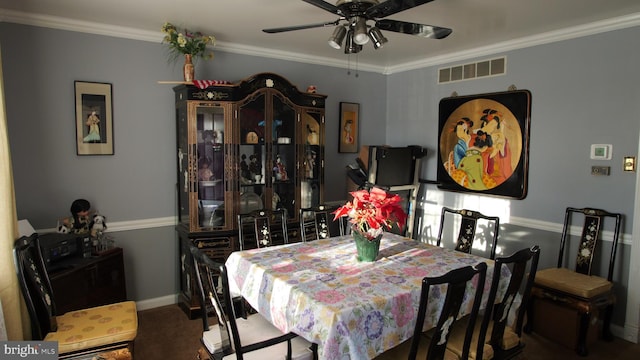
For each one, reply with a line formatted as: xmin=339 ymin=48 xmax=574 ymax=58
xmin=174 ymin=73 xmax=327 ymax=317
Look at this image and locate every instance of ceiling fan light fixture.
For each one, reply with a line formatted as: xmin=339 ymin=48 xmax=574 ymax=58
xmin=344 ymin=29 xmax=362 ymax=54
xmin=328 ymin=25 xmax=347 ymax=49
xmin=368 ymin=27 xmax=388 ymax=49
xmin=353 ymin=17 xmax=369 ymax=45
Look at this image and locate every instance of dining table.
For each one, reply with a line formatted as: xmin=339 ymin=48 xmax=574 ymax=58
xmin=225 ymin=232 xmax=510 ymax=360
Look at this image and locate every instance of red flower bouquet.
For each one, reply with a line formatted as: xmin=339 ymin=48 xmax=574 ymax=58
xmin=333 ymin=187 xmax=407 ymax=240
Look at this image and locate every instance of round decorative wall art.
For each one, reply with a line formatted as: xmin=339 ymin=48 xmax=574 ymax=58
xmin=437 ymin=90 xmax=531 ymax=199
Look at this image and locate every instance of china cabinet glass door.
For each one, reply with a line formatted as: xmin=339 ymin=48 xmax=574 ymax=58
xmin=176 ymin=102 xmax=189 ymax=229
xmin=238 ymin=92 xmax=267 ymax=215
xmin=237 ymin=90 xmax=297 ymax=220
xmin=195 ymin=104 xmax=226 ymax=229
xmin=271 ymin=93 xmax=296 ymax=220
xmin=301 ymin=110 xmax=324 ymax=209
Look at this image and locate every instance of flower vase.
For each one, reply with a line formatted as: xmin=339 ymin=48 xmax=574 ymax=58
xmin=353 ymin=230 xmax=382 ymax=262
xmin=183 ymin=54 xmax=195 ymax=82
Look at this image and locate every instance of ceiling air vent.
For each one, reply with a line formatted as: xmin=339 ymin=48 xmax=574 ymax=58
xmin=438 ymin=56 xmax=506 ymax=84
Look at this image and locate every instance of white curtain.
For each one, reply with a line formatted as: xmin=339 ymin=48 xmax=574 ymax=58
xmin=0 ymin=44 xmax=26 ymax=340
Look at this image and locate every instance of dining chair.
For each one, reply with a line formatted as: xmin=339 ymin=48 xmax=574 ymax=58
xmin=189 ymin=244 xmax=315 ymax=360
xmin=299 ymin=204 xmax=343 ymax=241
xmin=238 ymin=208 xmax=288 ymax=250
xmin=375 ymin=262 xmax=488 ymax=360
xmin=525 ymin=207 xmax=622 ymax=356
xmin=436 ymin=207 xmax=500 ymax=260
xmin=445 ymin=245 xmax=541 ymax=360
xmin=338 ymin=214 xmax=352 ymax=236
xmin=13 ymin=234 xmax=138 ymax=359
xmin=236 ymin=208 xmax=289 ymax=317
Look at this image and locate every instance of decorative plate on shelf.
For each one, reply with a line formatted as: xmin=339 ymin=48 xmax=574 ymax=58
xmin=200 ymin=180 xmax=222 ymax=186
xmin=240 ymin=192 xmax=263 ymax=214
xmin=246 ymin=132 xmax=259 ymax=144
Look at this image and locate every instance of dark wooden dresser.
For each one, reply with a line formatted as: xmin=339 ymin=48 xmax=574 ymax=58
xmin=47 ymin=247 xmax=127 ymax=314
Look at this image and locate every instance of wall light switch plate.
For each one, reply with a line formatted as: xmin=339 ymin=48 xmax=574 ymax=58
xmin=591 ymin=144 xmax=612 ymax=160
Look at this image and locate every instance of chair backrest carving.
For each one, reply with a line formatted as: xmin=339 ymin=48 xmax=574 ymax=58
xmin=558 ymin=207 xmax=622 ymax=280
xmin=238 ymin=209 xmax=288 ymax=250
xmin=300 ymin=205 xmax=343 ymax=241
xmin=437 ymin=207 xmax=500 ymax=259
xmin=13 ymin=234 xmax=58 ymax=340
xmin=411 ymin=262 xmax=488 ymax=360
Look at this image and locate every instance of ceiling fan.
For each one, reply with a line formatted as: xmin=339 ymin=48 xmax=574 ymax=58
xmin=263 ymin=0 xmax=452 ymax=54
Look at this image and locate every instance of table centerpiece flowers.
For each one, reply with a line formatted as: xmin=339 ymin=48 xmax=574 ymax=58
xmin=333 ymin=187 xmax=407 ymax=261
xmin=161 ymin=22 xmax=216 ymax=81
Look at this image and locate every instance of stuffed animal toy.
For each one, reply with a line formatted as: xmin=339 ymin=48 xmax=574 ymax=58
xmin=90 ymin=214 xmax=107 ymax=238
xmin=57 ymin=224 xmax=70 ymax=233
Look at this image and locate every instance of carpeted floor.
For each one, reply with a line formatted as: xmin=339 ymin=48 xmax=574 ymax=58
xmin=135 ymin=304 xmax=203 ymax=360
xmin=135 ymin=304 xmax=640 ymax=359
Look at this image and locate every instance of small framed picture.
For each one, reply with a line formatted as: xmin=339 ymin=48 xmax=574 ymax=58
xmin=75 ymin=81 xmax=113 ymax=155
xmin=339 ymin=102 xmax=359 ymax=153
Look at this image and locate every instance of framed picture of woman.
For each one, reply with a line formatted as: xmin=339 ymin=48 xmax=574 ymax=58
xmin=75 ymin=81 xmax=114 ymax=155
xmin=339 ymin=102 xmax=359 ymax=153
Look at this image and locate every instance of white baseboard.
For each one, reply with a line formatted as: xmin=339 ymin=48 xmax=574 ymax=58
xmin=623 ymin=323 xmax=639 ymax=344
xmin=135 ymin=294 xmax=178 ymax=311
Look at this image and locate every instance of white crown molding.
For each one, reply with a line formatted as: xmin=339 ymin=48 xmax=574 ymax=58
xmin=385 ymin=12 xmax=640 ymax=74
xmin=0 ymin=8 xmax=384 ymax=73
xmin=215 ymin=41 xmax=382 ymax=73
xmin=0 ymin=9 xmax=161 ymax=42
xmin=3 ymin=8 xmax=639 ymax=75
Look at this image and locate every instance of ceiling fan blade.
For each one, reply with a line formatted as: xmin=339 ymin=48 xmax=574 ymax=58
xmin=263 ymin=21 xmax=340 ymax=33
xmin=366 ymin=0 xmax=435 ymax=18
xmin=302 ymin=0 xmax=344 ymax=16
xmin=376 ymin=19 xmax=452 ymax=39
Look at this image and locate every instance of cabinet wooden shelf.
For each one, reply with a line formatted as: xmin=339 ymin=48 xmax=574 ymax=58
xmin=174 ymin=73 xmax=327 ymax=318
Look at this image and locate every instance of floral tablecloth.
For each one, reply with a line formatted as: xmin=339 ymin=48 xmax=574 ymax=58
xmin=225 ymin=233 xmax=509 ymax=360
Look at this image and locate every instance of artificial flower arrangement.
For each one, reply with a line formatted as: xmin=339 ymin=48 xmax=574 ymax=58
xmin=333 ymin=187 xmax=408 ymax=240
xmin=161 ymin=22 xmax=216 ymax=62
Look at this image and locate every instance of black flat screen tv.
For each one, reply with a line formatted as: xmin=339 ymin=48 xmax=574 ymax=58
xmin=368 ymin=146 xmax=425 ymax=186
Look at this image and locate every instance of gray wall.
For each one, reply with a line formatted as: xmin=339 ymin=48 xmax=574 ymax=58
xmin=0 ymin=23 xmax=386 ymax=229
xmin=387 ymin=27 xmax=639 ymax=231
xmin=2 ymin=22 xmax=638 ymax=327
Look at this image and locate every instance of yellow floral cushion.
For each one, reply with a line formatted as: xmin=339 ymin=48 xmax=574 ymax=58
xmin=445 ymin=315 xmax=521 ymax=359
xmin=441 ymin=318 xmax=495 ymax=360
xmin=534 ymin=268 xmax=612 ymax=298
xmin=44 ymin=301 xmax=137 ymax=354
xmin=497 ymin=325 xmax=520 ymax=350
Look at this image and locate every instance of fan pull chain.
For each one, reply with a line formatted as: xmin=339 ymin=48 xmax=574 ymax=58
xmin=355 ymin=54 xmax=359 ymax=78
xmin=346 ymin=54 xmax=359 ymax=78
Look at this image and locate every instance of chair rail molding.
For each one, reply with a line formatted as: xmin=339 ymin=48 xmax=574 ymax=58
xmin=38 ymin=216 xmax=177 ymax=234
